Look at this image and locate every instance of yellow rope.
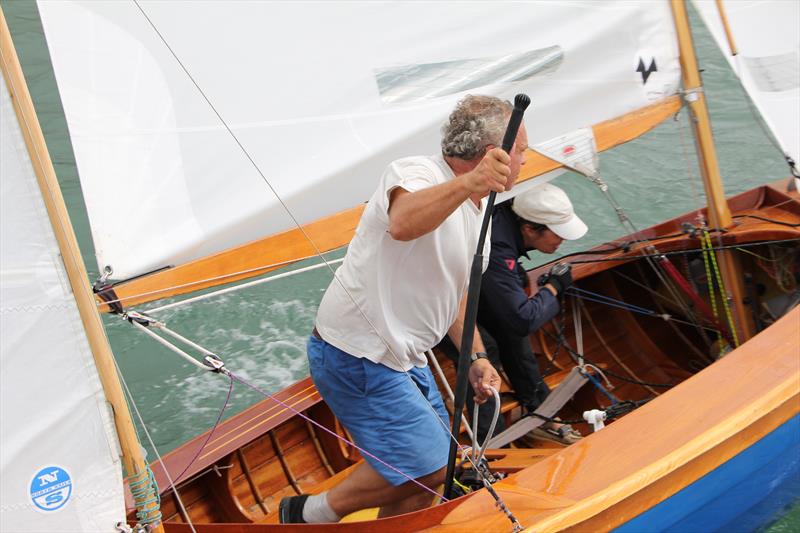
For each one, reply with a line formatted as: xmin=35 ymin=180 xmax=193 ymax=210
xmin=703 ymin=230 xmax=740 ymax=348
xmin=700 ymin=232 xmax=724 ymax=355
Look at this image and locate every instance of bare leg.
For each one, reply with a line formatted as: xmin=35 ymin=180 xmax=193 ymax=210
xmin=326 ymin=461 xmax=445 ymax=518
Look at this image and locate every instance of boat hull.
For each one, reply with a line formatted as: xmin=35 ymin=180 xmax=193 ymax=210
xmin=615 ymin=414 xmax=800 ymax=533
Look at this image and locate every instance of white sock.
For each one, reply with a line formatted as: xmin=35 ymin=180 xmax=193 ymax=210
xmin=302 ymin=491 xmax=341 ymax=523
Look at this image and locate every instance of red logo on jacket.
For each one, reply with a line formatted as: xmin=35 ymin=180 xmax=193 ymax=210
xmin=505 ymin=259 xmax=516 ymax=270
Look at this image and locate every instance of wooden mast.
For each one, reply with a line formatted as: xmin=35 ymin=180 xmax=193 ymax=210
xmin=0 ymin=8 xmax=164 ymax=530
xmin=669 ymin=0 xmax=754 ymax=342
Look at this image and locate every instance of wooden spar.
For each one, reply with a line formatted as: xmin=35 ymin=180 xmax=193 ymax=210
xmin=100 ymin=95 xmax=682 ymax=311
xmin=669 ymin=0 xmax=754 ymax=342
xmin=0 ymin=9 xmax=164 ymax=531
xmin=714 ymin=0 xmax=739 ymax=56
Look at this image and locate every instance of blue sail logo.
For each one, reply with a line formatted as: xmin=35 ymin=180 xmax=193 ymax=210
xmin=29 ymin=466 xmax=72 ymax=512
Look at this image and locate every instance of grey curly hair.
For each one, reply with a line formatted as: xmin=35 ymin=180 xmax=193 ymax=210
xmin=441 ymin=95 xmax=512 ymax=160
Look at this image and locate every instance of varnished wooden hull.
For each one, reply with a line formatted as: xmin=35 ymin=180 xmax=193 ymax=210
xmin=137 ymin=180 xmax=800 ymax=531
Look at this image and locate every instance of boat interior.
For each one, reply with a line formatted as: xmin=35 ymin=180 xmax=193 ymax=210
xmin=130 ymin=179 xmax=799 ymax=530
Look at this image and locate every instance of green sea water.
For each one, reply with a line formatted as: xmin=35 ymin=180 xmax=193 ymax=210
xmin=3 ymin=1 xmax=797 ymax=530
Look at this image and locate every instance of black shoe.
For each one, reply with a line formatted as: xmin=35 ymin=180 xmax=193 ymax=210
xmin=279 ymin=494 xmax=309 ymax=524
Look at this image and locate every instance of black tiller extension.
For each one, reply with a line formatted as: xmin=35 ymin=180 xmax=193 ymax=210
xmin=443 ymin=94 xmax=530 ymax=499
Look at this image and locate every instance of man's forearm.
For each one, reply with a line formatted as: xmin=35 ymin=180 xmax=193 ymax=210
xmin=388 ymin=178 xmax=471 ymax=241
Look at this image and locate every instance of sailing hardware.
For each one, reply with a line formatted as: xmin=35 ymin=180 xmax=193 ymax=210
xmin=444 ymin=93 xmax=531 ymax=502
xmin=123 ymin=312 xmax=229 ymax=373
xmin=94 ymin=281 xmax=125 ymax=315
xmin=583 ymin=409 xmax=606 ymax=432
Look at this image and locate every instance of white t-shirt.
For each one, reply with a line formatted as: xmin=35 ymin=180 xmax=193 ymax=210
xmin=315 ymin=154 xmax=490 ymax=372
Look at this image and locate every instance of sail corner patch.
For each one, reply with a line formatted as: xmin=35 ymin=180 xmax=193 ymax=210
xmin=29 ymin=466 xmax=73 ymax=512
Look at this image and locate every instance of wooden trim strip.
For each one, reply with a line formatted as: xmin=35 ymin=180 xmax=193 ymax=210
xmin=101 ymin=96 xmax=682 ymax=311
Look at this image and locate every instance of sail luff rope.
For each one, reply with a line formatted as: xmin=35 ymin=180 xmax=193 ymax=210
xmin=131 ymin=0 xmax=516 ymax=513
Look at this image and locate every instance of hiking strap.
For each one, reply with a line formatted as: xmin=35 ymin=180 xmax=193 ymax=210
xmin=486 ymin=367 xmax=588 ymax=449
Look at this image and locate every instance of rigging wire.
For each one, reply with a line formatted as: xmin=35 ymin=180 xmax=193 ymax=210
xmin=100 ymin=252 xmax=339 ymax=309
xmin=111 ymin=351 xmax=196 ymax=533
xmin=130 ymin=0 xmax=501 ymax=508
xmin=144 ymin=257 xmax=345 ymax=315
xmin=567 ymin=237 xmax=800 ymax=264
xmin=167 ymin=374 xmax=234 ymax=491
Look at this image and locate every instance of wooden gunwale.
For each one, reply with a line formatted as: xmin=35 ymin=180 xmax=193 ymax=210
xmin=101 ymin=96 xmax=682 ymax=311
xmin=422 ymin=306 xmax=799 ymax=532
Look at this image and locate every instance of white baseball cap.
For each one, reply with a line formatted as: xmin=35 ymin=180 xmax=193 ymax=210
xmin=511 ymin=183 xmax=588 ymax=240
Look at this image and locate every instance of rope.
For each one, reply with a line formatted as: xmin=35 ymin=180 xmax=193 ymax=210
xmin=129 ymin=466 xmax=162 ymax=527
xmin=99 ymin=253 xmax=331 ymax=308
xmin=567 ymin=238 xmax=800 ymax=264
xmin=144 ymin=257 xmax=344 ymax=315
xmin=701 ymin=230 xmax=740 ymax=348
xmin=111 ymin=356 xmax=195 ymax=532
xmin=699 ymin=231 xmax=725 ymax=355
xmin=167 ymin=374 xmax=234 ymax=489
xmin=427 ymin=350 xmax=474 ymax=441
xmin=471 ymin=387 xmax=501 ymax=467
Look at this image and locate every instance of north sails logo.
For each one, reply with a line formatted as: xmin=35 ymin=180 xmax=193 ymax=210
xmin=637 ymin=57 xmax=658 ymax=84
xmin=505 ymin=259 xmax=516 ymax=270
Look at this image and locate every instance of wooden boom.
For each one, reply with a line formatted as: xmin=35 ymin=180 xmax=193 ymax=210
xmin=100 ymin=96 xmax=682 ymax=311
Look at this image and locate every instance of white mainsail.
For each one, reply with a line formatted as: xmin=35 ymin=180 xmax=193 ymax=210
xmin=693 ymin=0 xmax=799 ymax=167
xmin=0 ymin=68 xmax=125 ymax=530
xmin=38 ymin=0 xmax=681 ymax=280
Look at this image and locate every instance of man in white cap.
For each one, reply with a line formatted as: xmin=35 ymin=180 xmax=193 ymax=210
xmin=475 ymin=182 xmax=588 ymax=443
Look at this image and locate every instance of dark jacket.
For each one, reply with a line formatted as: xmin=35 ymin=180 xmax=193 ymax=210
xmin=478 ymin=202 xmax=560 ymax=337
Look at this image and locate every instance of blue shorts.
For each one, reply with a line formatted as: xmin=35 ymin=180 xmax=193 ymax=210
xmin=307 ymin=335 xmax=451 ymax=486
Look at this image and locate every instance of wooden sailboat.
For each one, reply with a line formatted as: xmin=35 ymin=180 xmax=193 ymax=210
xmin=2 ymin=1 xmax=798 ymax=532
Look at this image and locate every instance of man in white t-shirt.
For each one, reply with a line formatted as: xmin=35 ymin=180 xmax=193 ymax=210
xmin=280 ymin=95 xmax=528 ymax=524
